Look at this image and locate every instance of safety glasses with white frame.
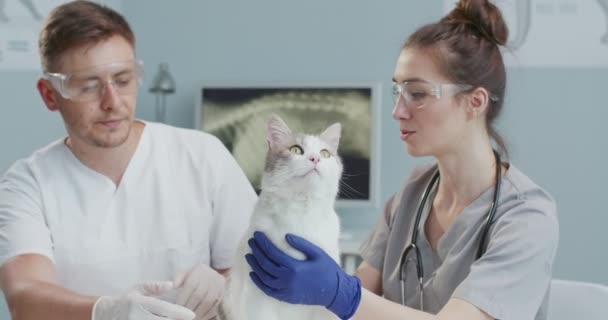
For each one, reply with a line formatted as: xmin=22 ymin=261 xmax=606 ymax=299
xmin=392 ymin=81 xmax=474 ymax=110
xmin=43 ymin=60 xmax=144 ymax=102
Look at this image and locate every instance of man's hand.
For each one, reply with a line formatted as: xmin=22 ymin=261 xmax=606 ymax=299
xmin=92 ymin=281 xmax=195 ymax=320
xmin=174 ymin=264 xmax=226 ymax=320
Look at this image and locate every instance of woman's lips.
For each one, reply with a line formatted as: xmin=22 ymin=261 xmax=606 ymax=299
xmin=400 ymin=129 xmax=415 ymax=141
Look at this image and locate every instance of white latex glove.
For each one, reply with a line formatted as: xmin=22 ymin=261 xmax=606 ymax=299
xmin=92 ymin=281 xmax=195 ymax=320
xmin=173 ymin=264 xmax=226 ymax=320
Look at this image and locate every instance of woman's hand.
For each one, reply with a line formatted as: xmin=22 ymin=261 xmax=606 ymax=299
xmin=245 ymin=231 xmax=361 ymax=319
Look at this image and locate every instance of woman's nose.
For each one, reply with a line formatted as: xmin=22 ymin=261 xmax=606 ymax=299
xmin=392 ymin=96 xmax=412 ymax=120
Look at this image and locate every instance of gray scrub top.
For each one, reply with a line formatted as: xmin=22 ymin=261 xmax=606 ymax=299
xmin=360 ymin=163 xmax=559 ymax=320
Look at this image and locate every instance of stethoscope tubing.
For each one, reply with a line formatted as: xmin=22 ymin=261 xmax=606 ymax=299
xmin=398 ymin=151 xmax=502 ymax=309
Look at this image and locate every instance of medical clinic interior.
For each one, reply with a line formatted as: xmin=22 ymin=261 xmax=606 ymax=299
xmin=0 ymin=1 xmax=607 ymax=319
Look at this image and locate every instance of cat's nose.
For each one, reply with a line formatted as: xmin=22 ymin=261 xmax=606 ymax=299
xmin=308 ymin=154 xmax=320 ymax=164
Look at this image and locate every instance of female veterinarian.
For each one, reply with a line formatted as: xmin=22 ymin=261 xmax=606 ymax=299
xmin=244 ymin=0 xmax=559 ymax=319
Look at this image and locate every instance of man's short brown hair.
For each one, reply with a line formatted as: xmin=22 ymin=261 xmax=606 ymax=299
xmin=39 ymin=0 xmax=135 ymax=72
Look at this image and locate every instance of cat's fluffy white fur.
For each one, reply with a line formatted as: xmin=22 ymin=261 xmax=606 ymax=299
xmin=224 ymin=114 xmax=343 ymax=320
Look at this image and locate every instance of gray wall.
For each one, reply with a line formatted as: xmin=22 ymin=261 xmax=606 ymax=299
xmin=1 ymin=1 xmax=606 ymax=318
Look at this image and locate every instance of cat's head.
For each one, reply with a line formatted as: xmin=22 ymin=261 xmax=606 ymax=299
xmin=261 ymin=114 xmax=343 ymax=200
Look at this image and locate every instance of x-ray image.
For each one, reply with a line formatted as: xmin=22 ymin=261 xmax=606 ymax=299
xmin=197 ymin=86 xmax=376 ymax=203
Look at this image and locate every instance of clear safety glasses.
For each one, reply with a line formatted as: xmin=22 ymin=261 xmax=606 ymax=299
xmin=43 ymin=60 xmax=144 ymax=102
xmin=392 ymin=81 xmax=473 ymax=110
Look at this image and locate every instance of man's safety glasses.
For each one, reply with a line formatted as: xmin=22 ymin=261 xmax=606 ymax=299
xmin=43 ymin=60 xmax=144 ymax=102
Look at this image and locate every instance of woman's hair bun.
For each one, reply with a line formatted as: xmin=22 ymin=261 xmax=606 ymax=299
xmin=441 ymin=0 xmax=509 ymax=46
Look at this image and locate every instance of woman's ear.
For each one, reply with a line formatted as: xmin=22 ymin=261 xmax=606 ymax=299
xmin=466 ymin=87 xmax=490 ymax=119
xmin=37 ymin=78 xmax=59 ymax=111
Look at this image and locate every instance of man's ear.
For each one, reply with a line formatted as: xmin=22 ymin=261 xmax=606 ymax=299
xmin=466 ymin=86 xmax=490 ymax=119
xmin=37 ymin=78 xmax=60 ymax=112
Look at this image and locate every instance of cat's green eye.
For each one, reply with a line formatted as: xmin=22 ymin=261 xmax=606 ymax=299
xmin=289 ymin=145 xmax=304 ymax=155
xmin=320 ymin=149 xmax=331 ymax=158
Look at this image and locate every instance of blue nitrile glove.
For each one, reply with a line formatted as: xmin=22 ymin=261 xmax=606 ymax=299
xmin=245 ymin=231 xmax=361 ymax=320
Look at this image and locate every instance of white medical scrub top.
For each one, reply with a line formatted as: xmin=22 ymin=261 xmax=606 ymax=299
xmin=360 ymin=163 xmax=559 ymax=320
xmin=0 ymin=121 xmax=257 ymax=296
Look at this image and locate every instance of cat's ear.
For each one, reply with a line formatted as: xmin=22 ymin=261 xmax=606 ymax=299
xmin=267 ymin=114 xmax=292 ymax=150
xmin=320 ymin=123 xmax=341 ymax=153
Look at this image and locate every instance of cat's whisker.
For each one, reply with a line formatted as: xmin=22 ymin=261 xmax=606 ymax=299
xmin=337 ymin=185 xmax=359 ymax=199
xmin=340 ymin=180 xmax=365 ymax=194
xmin=338 ymin=186 xmax=361 ymax=200
xmin=338 ymin=180 xmax=367 ymax=198
xmin=340 ymin=172 xmax=367 ymax=178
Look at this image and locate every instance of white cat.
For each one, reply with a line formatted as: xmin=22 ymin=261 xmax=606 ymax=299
xmin=224 ymin=114 xmax=343 ymax=320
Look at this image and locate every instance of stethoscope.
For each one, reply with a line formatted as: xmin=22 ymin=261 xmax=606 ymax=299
xmin=398 ymin=150 xmax=502 ymax=310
